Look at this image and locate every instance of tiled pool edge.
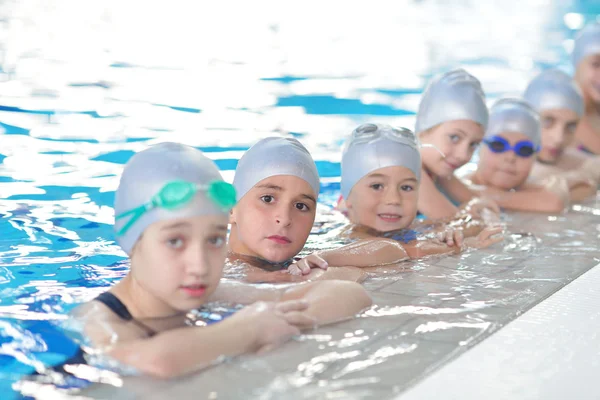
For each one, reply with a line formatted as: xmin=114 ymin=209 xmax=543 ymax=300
xmin=399 ymin=261 xmax=600 ymax=400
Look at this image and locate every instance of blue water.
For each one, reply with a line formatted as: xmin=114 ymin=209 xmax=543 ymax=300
xmin=1 ymin=0 xmax=599 ymax=398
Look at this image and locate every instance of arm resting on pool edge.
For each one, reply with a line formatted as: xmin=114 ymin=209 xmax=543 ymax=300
xmin=210 ymin=280 xmax=373 ymax=327
xmin=103 ymin=301 xmax=306 ymax=379
xmin=317 ymin=238 xmax=409 ymax=267
xmin=484 ymin=186 xmax=566 ymax=213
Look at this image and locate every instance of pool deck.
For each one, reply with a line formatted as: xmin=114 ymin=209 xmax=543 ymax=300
xmin=82 ymin=197 xmax=600 ymax=400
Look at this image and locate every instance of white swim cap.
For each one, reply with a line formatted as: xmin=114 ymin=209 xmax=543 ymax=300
xmin=114 ymin=142 xmax=234 ymax=254
xmin=415 ymin=68 xmax=489 ymax=134
xmin=524 ymin=69 xmax=584 ymax=116
xmin=341 ymin=123 xmax=421 ymax=199
xmin=572 ymin=22 xmax=600 ymax=68
xmin=233 ymin=137 xmax=320 ymax=201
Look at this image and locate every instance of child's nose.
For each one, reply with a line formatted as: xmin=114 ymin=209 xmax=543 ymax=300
xmin=384 ymin=189 xmax=402 ymax=205
xmin=275 ymin=206 xmax=292 ymax=226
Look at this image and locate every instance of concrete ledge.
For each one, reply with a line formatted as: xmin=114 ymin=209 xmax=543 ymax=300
xmin=399 ymin=262 xmax=600 ymax=400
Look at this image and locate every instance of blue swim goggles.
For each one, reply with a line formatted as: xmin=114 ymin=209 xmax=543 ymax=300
xmin=115 ymin=180 xmax=237 ymax=237
xmin=483 ymin=135 xmax=540 ymax=158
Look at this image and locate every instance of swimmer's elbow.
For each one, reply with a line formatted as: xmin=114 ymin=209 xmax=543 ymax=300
xmin=356 ymin=286 xmax=373 ymax=309
xmin=376 ymin=239 xmax=409 ymax=263
xmin=140 ymin=353 xmax=192 ymax=379
xmin=111 ymin=346 xmax=194 ymax=379
xmin=539 ymin=195 xmax=567 ymax=213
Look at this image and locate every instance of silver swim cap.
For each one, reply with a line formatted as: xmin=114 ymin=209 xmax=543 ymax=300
xmin=415 ymin=68 xmax=489 ymax=134
xmin=524 ymin=69 xmax=584 ymax=116
xmin=233 ymin=137 xmax=320 ymax=201
xmin=341 ymin=123 xmax=421 ymax=199
xmin=572 ymin=22 xmax=600 ymax=68
xmin=114 ymin=142 xmax=233 ymax=254
xmin=485 ymin=98 xmax=541 ymax=146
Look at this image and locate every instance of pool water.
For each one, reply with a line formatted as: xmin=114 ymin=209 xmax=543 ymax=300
xmin=1 ymin=0 xmax=600 ymax=398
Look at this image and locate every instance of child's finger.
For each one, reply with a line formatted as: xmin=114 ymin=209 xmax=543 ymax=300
xmin=454 ymin=230 xmax=464 ymax=247
xmin=275 ymin=299 xmax=309 ymax=314
xmin=311 ymin=254 xmax=329 ymax=270
xmin=281 ymin=312 xmax=317 ymax=329
xmin=480 ymin=227 xmax=503 ymax=240
xmin=444 ymin=230 xmax=454 ymax=246
xmin=298 ymin=260 xmax=311 ymax=275
xmin=287 ymin=264 xmax=302 ymax=276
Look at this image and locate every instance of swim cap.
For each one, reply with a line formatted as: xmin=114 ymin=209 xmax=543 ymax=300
xmin=114 ymin=142 xmax=229 ymax=254
xmin=572 ymin=22 xmax=600 ymax=68
xmin=233 ymin=137 xmax=320 ymax=201
xmin=341 ymin=123 xmax=421 ymax=199
xmin=485 ymin=98 xmax=541 ymax=146
xmin=524 ymin=69 xmax=584 ymax=116
xmin=415 ymin=68 xmax=489 ymax=134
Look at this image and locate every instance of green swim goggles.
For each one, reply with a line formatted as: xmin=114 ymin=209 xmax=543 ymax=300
xmin=115 ymin=180 xmax=237 ymax=237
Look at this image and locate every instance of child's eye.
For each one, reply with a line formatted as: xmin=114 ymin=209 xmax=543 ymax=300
xmin=208 ymin=236 xmax=226 ymax=248
xmin=566 ymin=122 xmax=578 ymax=134
xmin=469 ymin=141 xmax=480 ymax=149
xmin=295 ymin=202 xmax=310 ymax=211
xmin=167 ymin=237 xmax=184 ymax=249
xmin=448 ymin=134 xmax=460 ymax=143
xmin=370 ymin=183 xmax=384 ymax=191
xmin=261 ymin=195 xmax=275 ymax=203
xmin=401 ymin=185 xmax=414 ymax=192
xmin=542 ymin=117 xmax=555 ymax=128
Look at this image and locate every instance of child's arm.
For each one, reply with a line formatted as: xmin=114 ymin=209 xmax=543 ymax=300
xmin=289 ymin=238 xmax=409 ymax=273
xmin=211 ymin=280 xmax=372 ymax=328
xmin=483 ymin=185 xmax=566 ymax=213
xmin=403 ymin=226 xmax=503 ymax=259
xmin=78 ymin=300 xmax=308 ymax=379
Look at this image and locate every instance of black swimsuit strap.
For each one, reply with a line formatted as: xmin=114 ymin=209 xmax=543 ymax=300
xmin=95 ymin=292 xmax=133 ymax=320
xmin=94 ymin=292 xmax=157 ymax=337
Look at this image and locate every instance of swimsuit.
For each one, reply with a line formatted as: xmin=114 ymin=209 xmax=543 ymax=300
xmin=382 ymin=228 xmax=418 ymax=243
xmin=578 ymin=144 xmax=597 ymax=155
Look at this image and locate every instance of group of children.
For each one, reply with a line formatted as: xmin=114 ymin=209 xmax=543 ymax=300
xmin=69 ymin=22 xmax=600 ymax=379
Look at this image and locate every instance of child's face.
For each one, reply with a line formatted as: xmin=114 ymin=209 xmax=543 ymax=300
xmin=346 ymin=166 xmax=419 ymax=233
xmin=477 ymin=132 xmax=536 ymax=190
xmin=130 ymin=214 xmax=228 ymax=313
xmin=576 ymin=54 xmax=600 ymax=104
xmin=419 ymin=120 xmax=484 ymax=178
xmin=539 ymin=109 xmax=579 ymax=163
xmin=229 ymin=175 xmax=317 ymax=263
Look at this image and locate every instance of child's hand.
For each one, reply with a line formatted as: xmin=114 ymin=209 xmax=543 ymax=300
xmin=460 ymin=197 xmax=501 ymax=218
xmin=240 ymin=300 xmax=309 ymax=353
xmin=462 ymin=226 xmax=504 ymax=249
xmin=437 ymin=228 xmax=464 ymax=247
xmin=287 ymin=253 xmax=329 ymax=276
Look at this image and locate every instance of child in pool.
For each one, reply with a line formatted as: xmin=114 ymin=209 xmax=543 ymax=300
xmin=228 ymin=137 xmax=417 ymax=278
xmin=466 ymin=98 xmax=589 ymax=212
xmin=572 ymin=23 xmax=600 ymax=155
xmin=524 ymin=69 xmax=599 ymax=200
xmin=414 ymin=68 xmax=500 ymax=219
xmin=72 ymin=142 xmax=372 ymax=378
xmin=294 ymin=124 xmax=502 ymax=274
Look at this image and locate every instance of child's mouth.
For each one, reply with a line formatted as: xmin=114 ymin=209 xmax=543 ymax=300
xmin=378 ymin=213 xmax=402 ymax=222
xmin=267 ymin=235 xmax=292 ymax=244
xmin=181 ymin=284 xmax=207 ymax=297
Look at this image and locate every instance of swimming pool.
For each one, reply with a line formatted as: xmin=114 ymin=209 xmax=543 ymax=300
xmin=1 ymin=0 xmax=600 ymax=398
